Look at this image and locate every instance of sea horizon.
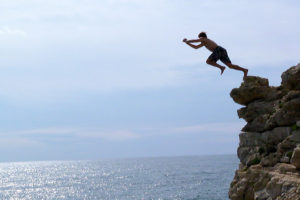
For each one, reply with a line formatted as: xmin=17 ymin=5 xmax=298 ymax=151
xmin=0 ymin=153 xmax=237 ymax=164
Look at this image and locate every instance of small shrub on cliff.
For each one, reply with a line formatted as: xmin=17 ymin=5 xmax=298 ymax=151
xmin=248 ymin=157 xmax=261 ymax=166
xmin=258 ymin=147 xmax=265 ymax=154
xmin=279 ymin=102 xmax=283 ymax=108
xmin=286 ymin=151 xmax=293 ymax=159
xmin=291 ymin=124 xmax=299 ymax=131
xmin=242 ymin=166 xmax=248 ymax=171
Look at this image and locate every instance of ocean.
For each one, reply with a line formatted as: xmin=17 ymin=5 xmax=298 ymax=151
xmin=0 ymin=155 xmax=238 ymax=200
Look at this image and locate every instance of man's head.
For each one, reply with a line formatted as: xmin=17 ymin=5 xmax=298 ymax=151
xmin=198 ymin=32 xmax=207 ymax=38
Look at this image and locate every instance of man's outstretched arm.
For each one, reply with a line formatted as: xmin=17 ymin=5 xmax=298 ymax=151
xmin=186 ymin=39 xmax=201 ymax=43
xmin=184 ymin=41 xmax=204 ymax=49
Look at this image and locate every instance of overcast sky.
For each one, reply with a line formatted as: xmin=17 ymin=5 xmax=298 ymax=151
xmin=0 ymin=0 xmax=299 ymax=162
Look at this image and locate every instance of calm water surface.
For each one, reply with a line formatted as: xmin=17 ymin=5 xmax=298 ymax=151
xmin=0 ymin=155 xmax=238 ymax=200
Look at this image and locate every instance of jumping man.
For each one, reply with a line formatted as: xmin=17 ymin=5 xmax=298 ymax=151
xmin=183 ymin=32 xmax=248 ymax=78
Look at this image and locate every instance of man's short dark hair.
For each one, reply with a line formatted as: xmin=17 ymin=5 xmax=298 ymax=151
xmin=198 ymin=32 xmax=207 ymax=38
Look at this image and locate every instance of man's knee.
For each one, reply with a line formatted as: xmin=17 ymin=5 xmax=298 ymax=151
xmin=225 ymin=63 xmax=233 ymax=68
xmin=206 ymin=59 xmax=213 ymax=65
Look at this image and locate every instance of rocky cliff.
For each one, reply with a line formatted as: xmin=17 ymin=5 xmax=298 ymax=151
xmin=228 ymin=64 xmax=300 ymax=200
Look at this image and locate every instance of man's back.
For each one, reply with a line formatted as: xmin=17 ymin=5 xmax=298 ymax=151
xmin=200 ymin=37 xmax=218 ymax=52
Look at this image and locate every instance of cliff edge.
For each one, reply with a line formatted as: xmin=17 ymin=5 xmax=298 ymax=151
xmin=228 ymin=63 xmax=300 ymax=200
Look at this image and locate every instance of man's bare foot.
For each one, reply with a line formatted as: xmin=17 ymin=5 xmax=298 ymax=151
xmin=220 ymin=66 xmax=225 ymax=75
xmin=243 ymin=69 xmax=248 ymax=79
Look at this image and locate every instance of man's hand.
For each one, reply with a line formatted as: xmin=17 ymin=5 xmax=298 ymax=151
xmin=183 ymin=38 xmax=187 ymax=43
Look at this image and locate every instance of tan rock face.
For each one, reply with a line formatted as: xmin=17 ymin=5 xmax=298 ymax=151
xmin=229 ymin=64 xmax=300 ymax=200
xmin=230 ymin=76 xmax=271 ymax=106
xmin=229 ymin=164 xmax=300 ymax=200
xmin=237 ymin=127 xmax=291 ymax=166
xmin=281 ymin=63 xmax=300 ymax=90
xmin=291 ymin=146 xmax=300 ymax=169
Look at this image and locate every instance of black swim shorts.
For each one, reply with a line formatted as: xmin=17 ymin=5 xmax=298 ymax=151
xmin=208 ymin=46 xmax=231 ymax=64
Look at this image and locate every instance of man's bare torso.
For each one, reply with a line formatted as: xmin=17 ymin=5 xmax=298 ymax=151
xmin=200 ymin=37 xmax=218 ymax=52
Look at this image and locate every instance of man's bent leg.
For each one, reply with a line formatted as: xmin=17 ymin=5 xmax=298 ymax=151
xmin=206 ymin=60 xmax=226 ymax=75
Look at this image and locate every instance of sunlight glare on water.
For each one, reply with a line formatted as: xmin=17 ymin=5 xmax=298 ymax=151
xmin=0 ymin=155 xmax=238 ymax=200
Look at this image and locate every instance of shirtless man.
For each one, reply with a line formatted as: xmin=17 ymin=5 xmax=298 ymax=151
xmin=183 ymin=32 xmax=248 ymax=78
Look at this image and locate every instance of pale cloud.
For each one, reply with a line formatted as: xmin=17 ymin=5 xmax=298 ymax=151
xmin=171 ymin=122 xmax=244 ymax=134
xmin=0 ymin=64 xmax=186 ymax=101
xmin=0 ymin=27 xmax=26 ymax=36
xmin=80 ymin=130 xmax=140 ymax=141
xmin=15 ymin=128 xmax=76 ymax=135
xmin=0 ymin=122 xmax=243 ymax=143
xmin=2 ymin=128 xmax=140 ymax=141
xmin=0 ymin=137 xmax=43 ymax=148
